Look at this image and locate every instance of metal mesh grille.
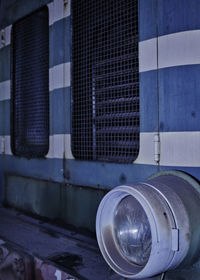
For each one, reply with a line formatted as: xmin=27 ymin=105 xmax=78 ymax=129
xmin=72 ymin=0 xmax=139 ymax=163
xmin=11 ymin=7 xmax=49 ymax=158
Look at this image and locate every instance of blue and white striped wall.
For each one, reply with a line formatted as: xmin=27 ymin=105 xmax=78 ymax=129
xmin=138 ymin=0 xmax=200 ymax=179
xmin=0 ymin=0 xmax=74 ymax=184
xmin=0 ymin=0 xmax=200 ymax=191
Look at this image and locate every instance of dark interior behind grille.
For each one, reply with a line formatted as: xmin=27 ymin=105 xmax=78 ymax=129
xmin=72 ymin=0 xmax=139 ymax=163
xmin=11 ymin=7 xmax=49 ymax=158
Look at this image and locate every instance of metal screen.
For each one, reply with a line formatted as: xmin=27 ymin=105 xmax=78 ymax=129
xmin=72 ymin=0 xmax=139 ymax=163
xmin=11 ymin=7 xmax=49 ymax=158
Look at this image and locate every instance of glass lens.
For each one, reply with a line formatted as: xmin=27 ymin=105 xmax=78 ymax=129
xmin=114 ymin=195 xmax=152 ymax=266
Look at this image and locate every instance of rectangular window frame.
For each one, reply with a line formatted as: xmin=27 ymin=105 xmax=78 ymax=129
xmin=11 ymin=6 xmax=49 ymax=158
xmin=71 ymin=0 xmax=140 ymax=163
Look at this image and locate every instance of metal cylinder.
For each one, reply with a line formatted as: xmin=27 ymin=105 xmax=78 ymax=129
xmin=96 ymin=171 xmax=200 ymax=279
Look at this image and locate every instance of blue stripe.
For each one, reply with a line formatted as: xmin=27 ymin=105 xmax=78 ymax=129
xmin=1 ymin=154 xmax=158 ymax=189
xmin=0 ymin=100 xmax=10 ymax=135
xmin=159 ymin=65 xmax=200 ymax=132
xmin=3 ymin=66 xmax=199 ymax=137
xmin=0 ymin=46 xmax=10 ymax=82
xmin=140 ymin=70 xmax=158 ymax=132
xmin=50 ymin=87 xmax=71 ymax=135
xmin=64 ymin=159 xmax=159 ymax=189
xmin=140 ymin=0 xmax=200 ymax=41
xmin=158 ymin=0 xmax=200 ymax=37
xmin=0 ymin=17 xmax=72 ymax=84
xmin=49 ymin=16 xmax=71 ymax=68
xmin=0 ymin=87 xmax=71 ymax=136
xmin=1 ymin=155 xmax=63 ymax=182
xmin=139 ymin=0 xmax=157 ymax=41
xmin=2 ymin=153 xmax=200 ymax=190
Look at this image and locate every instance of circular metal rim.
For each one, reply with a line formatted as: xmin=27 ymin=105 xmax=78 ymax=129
xmin=96 ymin=172 xmax=200 ymax=278
xmin=96 ymin=184 xmax=175 ymax=278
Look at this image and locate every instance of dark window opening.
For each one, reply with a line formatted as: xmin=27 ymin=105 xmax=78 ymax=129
xmin=11 ymin=7 xmax=49 ymax=158
xmin=72 ymin=0 xmax=139 ymax=163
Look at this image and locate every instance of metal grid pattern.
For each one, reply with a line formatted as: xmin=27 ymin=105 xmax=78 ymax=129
xmin=11 ymin=7 xmax=49 ymax=158
xmin=72 ymin=0 xmax=139 ymax=163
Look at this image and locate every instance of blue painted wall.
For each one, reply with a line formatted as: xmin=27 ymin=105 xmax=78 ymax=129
xmin=139 ymin=0 xmax=200 ymax=40
xmin=139 ymin=0 xmax=157 ymax=41
xmin=0 ymin=0 xmax=200 ymax=236
xmin=0 ymin=2 xmax=200 ymax=279
xmin=157 ymin=0 xmax=200 ymax=36
xmin=159 ymin=65 xmax=200 ymax=132
xmin=49 ymin=17 xmax=71 ymax=67
xmin=0 ymin=46 xmax=10 ymax=82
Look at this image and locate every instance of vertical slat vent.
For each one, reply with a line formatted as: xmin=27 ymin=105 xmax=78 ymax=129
xmin=11 ymin=7 xmax=49 ymax=158
xmin=72 ymin=0 xmax=139 ymax=163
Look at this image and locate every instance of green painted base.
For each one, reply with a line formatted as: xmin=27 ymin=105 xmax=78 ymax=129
xmin=5 ymin=175 xmax=106 ymax=233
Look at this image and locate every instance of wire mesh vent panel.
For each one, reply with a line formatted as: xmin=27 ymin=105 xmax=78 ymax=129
xmin=11 ymin=7 xmax=49 ymax=158
xmin=72 ymin=0 xmax=139 ymax=163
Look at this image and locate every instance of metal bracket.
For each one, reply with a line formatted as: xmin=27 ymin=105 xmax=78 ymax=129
xmin=154 ymin=133 xmax=160 ymax=163
xmin=172 ymin=228 xmax=179 ymax=251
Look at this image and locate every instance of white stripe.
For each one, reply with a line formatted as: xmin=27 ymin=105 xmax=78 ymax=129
xmin=159 ymin=30 xmax=200 ymax=69
xmin=0 ymin=80 xmax=10 ymax=101
xmin=134 ymin=133 xmax=155 ymax=165
xmin=139 ymin=38 xmax=157 ymax=72
xmin=46 ymin=134 xmax=74 ymax=159
xmin=1 ymin=132 xmax=200 ymax=166
xmin=136 ymin=131 xmax=200 ymax=167
xmin=48 ymin=2 xmax=54 ymax=26
xmin=4 ymin=135 xmax=12 ymax=155
xmin=0 ymin=62 xmax=71 ymax=102
xmin=0 ymin=134 xmax=74 ymax=159
xmin=139 ymin=30 xmax=200 ymax=72
xmin=160 ymin=131 xmax=200 ymax=167
xmin=0 ymin=25 xmax=11 ymax=49
xmin=0 ymin=136 xmax=12 ymax=155
xmin=46 ymin=134 xmax=64 ymax=158
xmin=49 ymin=62 xmax=71 ymax=91
xmin=48 ymin=0 xmax=71 ymax=26
xmin=5 ymin=26 xmax=11 ymax=46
